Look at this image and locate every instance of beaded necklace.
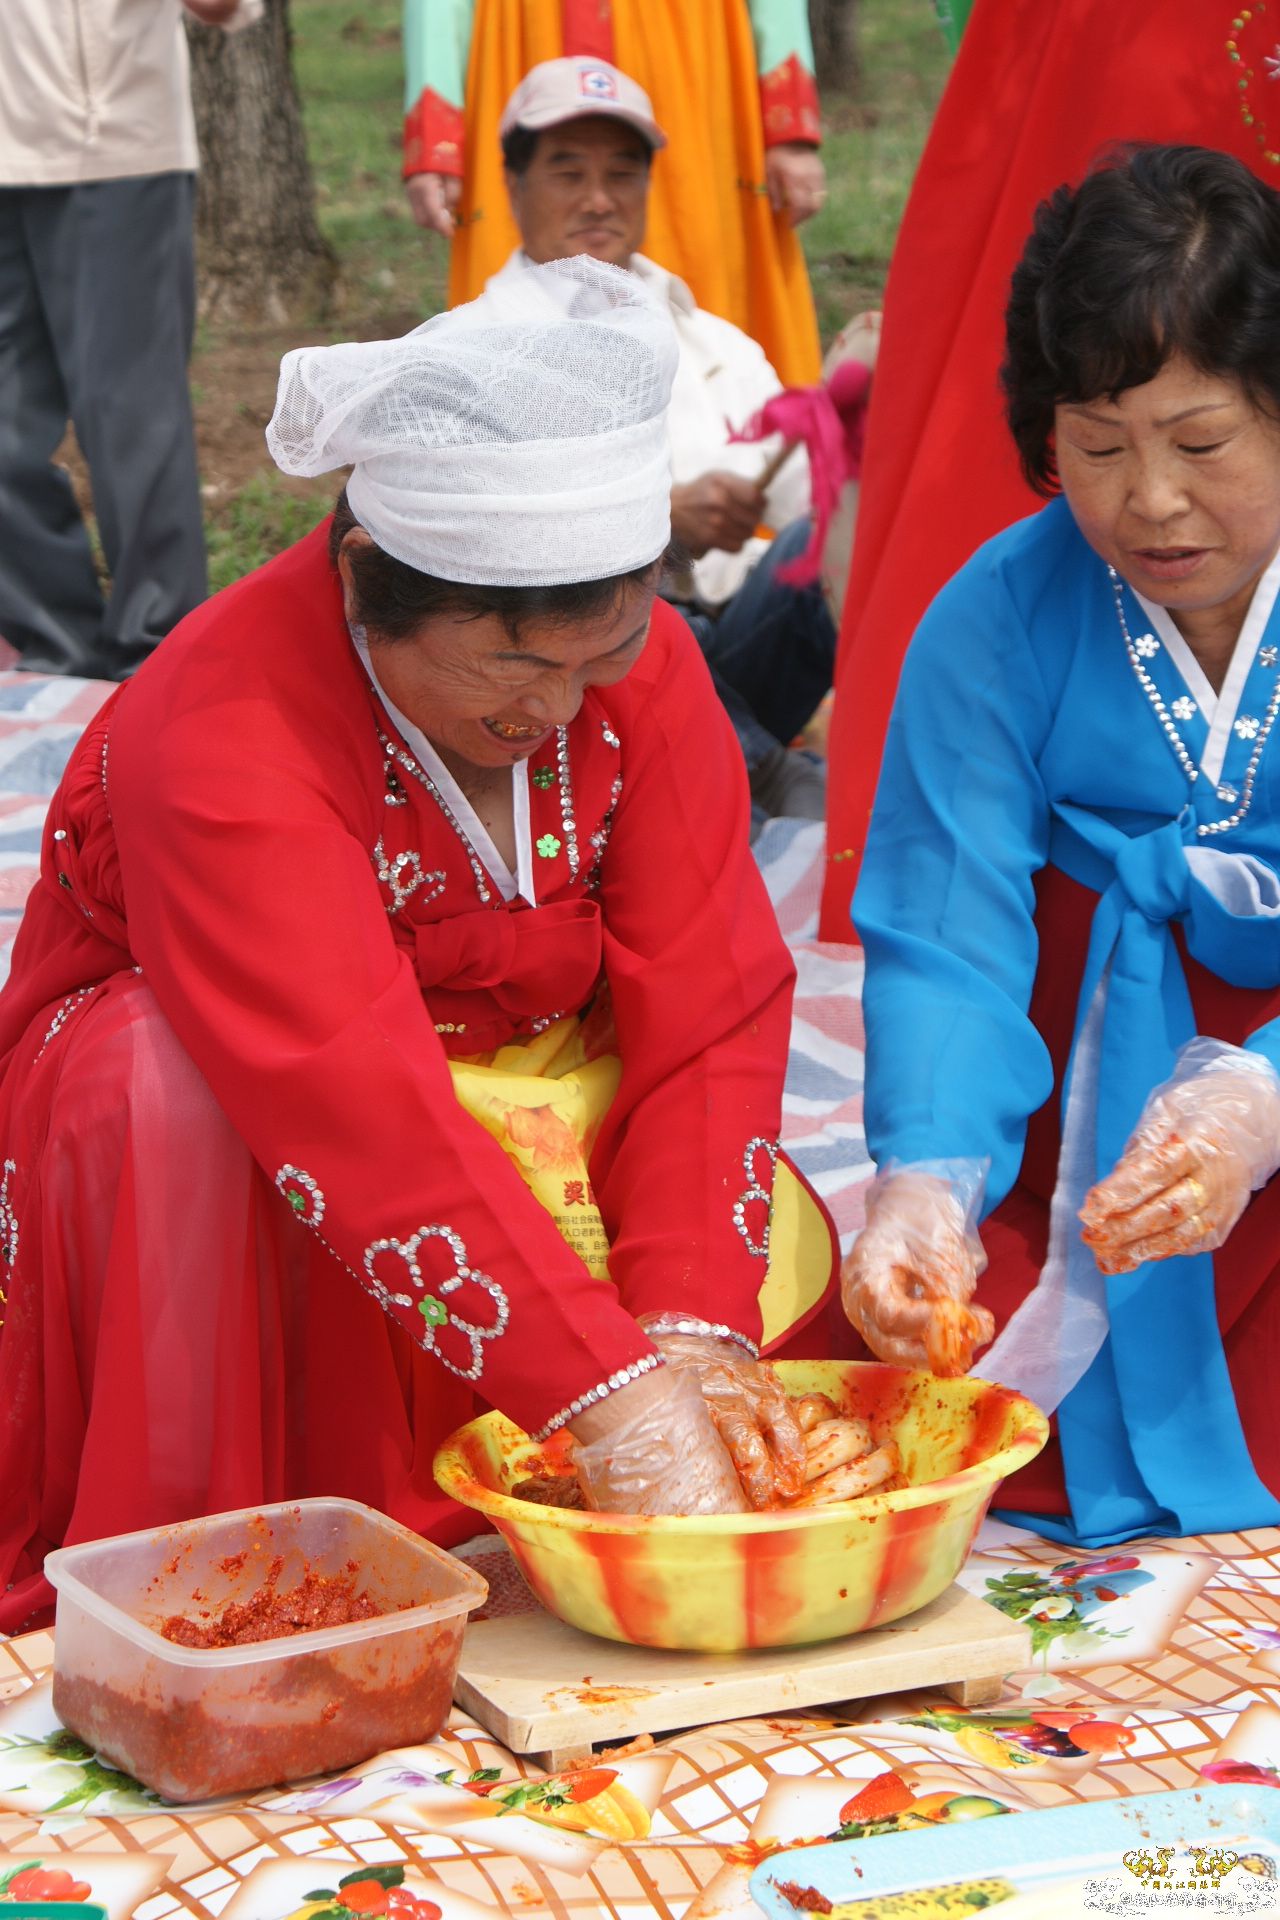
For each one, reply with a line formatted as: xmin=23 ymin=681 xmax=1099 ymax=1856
xmin=1108 ymin=565 xmax=1280 ymax=839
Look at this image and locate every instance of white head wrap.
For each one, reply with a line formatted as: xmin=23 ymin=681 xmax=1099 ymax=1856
xmin=265 ymin=255 xmax=677 ymax=585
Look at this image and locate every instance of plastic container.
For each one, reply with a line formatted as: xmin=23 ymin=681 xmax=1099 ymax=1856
xmin=45 ymin=1498 xmax=487 ymax=1804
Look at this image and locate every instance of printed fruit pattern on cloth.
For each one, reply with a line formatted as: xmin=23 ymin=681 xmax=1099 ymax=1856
xmin=281 ymin=1865 xmax=439 ymax=1920
xmin=898 ymin=1707 xmax=1136 ymax=1771
xmin=974 ymin=1557 xmax=1152 ymax=1661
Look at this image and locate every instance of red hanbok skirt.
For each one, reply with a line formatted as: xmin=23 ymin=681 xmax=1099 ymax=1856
xmin=0 ymin=973 xmax=484 ymax=1634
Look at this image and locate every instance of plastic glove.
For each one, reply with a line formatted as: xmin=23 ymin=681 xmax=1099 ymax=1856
xmin=641 ymin=1317 xmax=807 ymax=1509
xmin=571 ymin=1364 xmax=749 ymax=1516
xmin=840 ymin=1161 xmax=995 ymax=1377
xmin=1079 ymin=1038 xmax=1280 ymax=1275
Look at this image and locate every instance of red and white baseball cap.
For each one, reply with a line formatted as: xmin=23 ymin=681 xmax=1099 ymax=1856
xmin=499 ymin=56 xmax=667 ymax=151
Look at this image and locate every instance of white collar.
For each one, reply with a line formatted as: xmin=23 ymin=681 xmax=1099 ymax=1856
xmin=351 ymin=626 xmax=536 ymax=905
xmin=505 ymin=246 xmax=697 ymax=317
xmin=1135 ymin=542 xmax=1280 ymax=787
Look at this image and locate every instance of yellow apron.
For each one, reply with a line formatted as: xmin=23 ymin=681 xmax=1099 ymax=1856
xmin=448 ymin=1016 xmax=834 ymax=1349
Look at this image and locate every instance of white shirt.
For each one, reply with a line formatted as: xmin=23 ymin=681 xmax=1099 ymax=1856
xmin=0 ymin=0 xmax=261 ymax=188
xmin=490 ymin=250 xmax=812 ymax=610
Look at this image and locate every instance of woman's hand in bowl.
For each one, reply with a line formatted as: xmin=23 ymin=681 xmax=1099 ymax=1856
xmin=641 ymin=1325 xmax=807 ymax=1509
xmin=569 ymin=1364 xmax=749 ymax=1516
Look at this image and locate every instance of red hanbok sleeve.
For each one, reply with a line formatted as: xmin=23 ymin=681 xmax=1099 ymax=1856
xmin=104 ymin=634 xmax=654 ymax=1440
xmin=591 ymin=610 xmax=796 ymax=1348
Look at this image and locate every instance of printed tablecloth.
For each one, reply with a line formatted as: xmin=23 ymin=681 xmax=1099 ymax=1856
xmin=4 ymin=1518 xmax=1280 ymax=1920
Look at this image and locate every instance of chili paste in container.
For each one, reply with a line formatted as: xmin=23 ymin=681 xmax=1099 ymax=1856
xmin=45 ymin=1499 xmax=487 ymax=1803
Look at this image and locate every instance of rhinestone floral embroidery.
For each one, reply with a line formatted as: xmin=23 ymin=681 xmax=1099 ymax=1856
xmin=275 ymin=1165 xmax=326 ymax=1228
xmin=35 ymin=985 xmax=96 ymax=1062
xmin=532 ymin=765 xmax=556 ymax=791
xmin=1134 ymin=633 xmax=1160 ymax=659
xmin=733 ymin=1136 xmax=778 ymax=1259
xmin=372 ymin=838 xmax=446 ymax=915
xmin=536 ymin=833 xmax=562 ymax=859
xmin=1263 ymin=647 xmax=1279 ymax=669
xmin=381 ymin=733 xmax=493 ymax=904
xmin=363 ymin=1223 xmax=510 ymax=1380
xmin=1109 ymin=566 xmax=1280 ymax=838
xmin=0 ymin=1159 xmax=18 ymax=1272
xmin=1171 ymin=696 xmax=1197 ymax=722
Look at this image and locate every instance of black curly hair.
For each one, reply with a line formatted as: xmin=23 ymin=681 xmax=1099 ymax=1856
xmin=1001 ymin=143 xmax=1280 ymax=495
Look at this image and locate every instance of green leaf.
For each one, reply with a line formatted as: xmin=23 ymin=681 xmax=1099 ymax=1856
xmin=45 ymin=1754 xmax=155 ymax=1811
xmin=0 ymin=1862 xmax=44 ymax=1896
xmin=469 ymin=1767 xmax=503 ymax=1782
xmin=494 ymin=1783 xmax=546 ymax=1812
xmin=338 ymin=1866 xmax=404 ymax=1890
xmin=302 ymin=1892 xmax=338 ymax=1904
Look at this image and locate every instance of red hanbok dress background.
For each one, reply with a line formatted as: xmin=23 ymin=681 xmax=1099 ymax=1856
xmin=0 ymin=526 xmax=801 ymax=1631
xmin=820 ymin=0 xmax=1279 ymax=937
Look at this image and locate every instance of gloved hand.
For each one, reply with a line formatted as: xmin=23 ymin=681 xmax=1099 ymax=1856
xmin=641 ymin=1317 xmax=807 ymax=1509
xmin=1079 ymin=1039 xmax=1280 ymax=1274
xmin=570 ymin=1363 xmax=749 ymax=1516
xmin=840 ymin=1161 xmax=995 ymax=1377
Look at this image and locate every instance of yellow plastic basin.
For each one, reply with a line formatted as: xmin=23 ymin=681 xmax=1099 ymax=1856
xmin=434 ymin=1361 xmax=1048 ymax=1651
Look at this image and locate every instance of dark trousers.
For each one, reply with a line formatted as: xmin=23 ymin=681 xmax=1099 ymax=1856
xmin=670 ymin=518 xmax=837 ymax=767
xmin=0 ymin=173 xmax=207 ymax=679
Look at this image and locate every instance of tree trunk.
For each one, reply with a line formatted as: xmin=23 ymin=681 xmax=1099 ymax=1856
xmin=807 ymin=0 xmax=860 ymax=96
xmin=186 ymin=0 xmax=337 ymax=324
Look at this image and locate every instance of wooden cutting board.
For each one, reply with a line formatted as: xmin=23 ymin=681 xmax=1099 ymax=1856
xmin=454 ymin=1583 xmax=1030 ymax=1770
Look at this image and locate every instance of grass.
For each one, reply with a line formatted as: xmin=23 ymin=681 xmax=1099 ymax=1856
xmin=206 ymin=474 xmax=332 ymax=593
xmin=194 ymin=0 xmax=949 ymax=582
xmin=289 ymin=0 xmax=449 ymax=333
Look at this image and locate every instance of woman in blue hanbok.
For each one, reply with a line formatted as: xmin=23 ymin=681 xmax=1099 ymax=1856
xmin=844 ymin=145 xmax=1280 ymax=1548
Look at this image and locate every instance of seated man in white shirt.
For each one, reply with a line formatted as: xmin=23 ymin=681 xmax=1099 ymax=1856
xmin=487 ymin=55 xmax=843 ymax=828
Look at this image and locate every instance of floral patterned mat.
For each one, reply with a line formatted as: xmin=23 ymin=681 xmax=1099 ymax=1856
xmin=5 ymin=1516 xmax=1280 ymax=1920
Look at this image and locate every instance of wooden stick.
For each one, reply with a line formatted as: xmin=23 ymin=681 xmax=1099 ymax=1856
xmin=756 ymin=436 xmax=799 ymax=491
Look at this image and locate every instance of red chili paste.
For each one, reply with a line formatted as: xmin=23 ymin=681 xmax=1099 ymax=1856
xmin=160 ymin=1561 xmax=382 ymax=1647
xmin=53 ymin=1615 xmax=463 ymax=1803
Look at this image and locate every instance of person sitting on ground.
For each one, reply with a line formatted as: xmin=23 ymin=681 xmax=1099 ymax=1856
xmin=0 ymin=256 xmax=840 ymax=1634
xmin=489 ymin=56 xmax=876 ymax=830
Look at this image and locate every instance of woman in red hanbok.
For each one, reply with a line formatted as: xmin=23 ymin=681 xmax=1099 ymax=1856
xmin=0 ymin=258 xmax=833 ymax=1631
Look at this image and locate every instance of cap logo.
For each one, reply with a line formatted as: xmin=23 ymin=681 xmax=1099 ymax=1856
xmin=579 ymin=68 xmax=619 ymax=101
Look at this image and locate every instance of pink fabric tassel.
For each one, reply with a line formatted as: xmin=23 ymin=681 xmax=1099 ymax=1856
xmin=729 ymin=359 xmax=871 ymax=585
